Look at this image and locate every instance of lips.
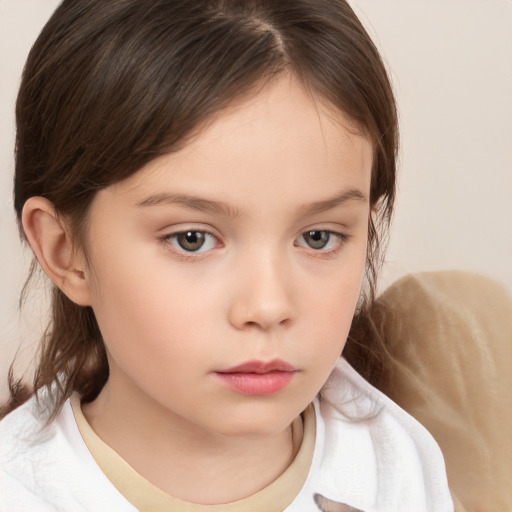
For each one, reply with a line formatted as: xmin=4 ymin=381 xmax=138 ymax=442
xmin=219 ymin=359 xmax=296 ymax=374
xmin=215 ymin=359 xmax=297 ymax=396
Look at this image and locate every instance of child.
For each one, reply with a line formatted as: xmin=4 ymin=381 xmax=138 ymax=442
xmin=0 ymin=1 xmax=453 ymax=510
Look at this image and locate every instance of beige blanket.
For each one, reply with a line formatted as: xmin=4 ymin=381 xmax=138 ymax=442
xmin=377 ymin=271 xmax=512 ymax=512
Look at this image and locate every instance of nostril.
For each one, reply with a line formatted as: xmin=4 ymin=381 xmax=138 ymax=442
xmin=242 ymin=317 xmax=291 ymax=330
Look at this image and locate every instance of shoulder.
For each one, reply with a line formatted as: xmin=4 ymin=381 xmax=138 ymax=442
xmin=0 ymin=396 xmax=62 ymax=510
xmin=0 ymin=395 xmax=79 ymax=509
xmin=307 ymin=359 xmax=453 ymax=511
xmin=0 ymin=394 xmax=135 ymax=511
xmin=0 ymin=395 xmax=52 ymax=467
xmin=322 ymin=359 xmax=446 ymax=462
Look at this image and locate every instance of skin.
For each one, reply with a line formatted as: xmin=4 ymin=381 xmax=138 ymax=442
xmin=26 ymin=74 xmax=373 ymax=504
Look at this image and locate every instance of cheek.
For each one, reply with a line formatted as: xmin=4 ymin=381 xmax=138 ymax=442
xmin=90 ymin=282 xmax=201 ymax=397
xmin=311 ymin=278 xmax=361 ymax=340
xmin=303 ymin=249 xmax=367 ymax=345
xmin=87 ymin=251 xmax=215 ymax=362
xmin=88 ymin=258 xmax=165 ymax=347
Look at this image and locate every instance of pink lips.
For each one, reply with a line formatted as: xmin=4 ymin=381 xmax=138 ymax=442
xmin=215 ymin=359 xmax=296 ymax=396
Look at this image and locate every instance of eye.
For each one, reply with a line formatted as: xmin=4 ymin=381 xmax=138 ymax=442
xmin=296 ymin=230 xmax=346 ymax=251
xmin=165 ymin=230 xmax=218 ymax=253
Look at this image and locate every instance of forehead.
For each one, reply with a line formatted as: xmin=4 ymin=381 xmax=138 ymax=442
xmin=103 ymin=74 xmax=373 ymax=206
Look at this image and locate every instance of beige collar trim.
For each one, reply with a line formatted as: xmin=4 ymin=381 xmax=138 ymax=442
xmin=71 ymin=395 xmax=315 ymax=511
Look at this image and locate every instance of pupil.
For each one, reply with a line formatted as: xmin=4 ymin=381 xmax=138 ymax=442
xmin=185 ymin=232 xmax=198 ymax=243
xmin=179 ymin=231 xmax=204 ymax=251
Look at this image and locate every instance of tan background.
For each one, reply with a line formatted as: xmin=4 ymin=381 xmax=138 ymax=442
xmin=1 ymin=0 xmax=511 ymax=402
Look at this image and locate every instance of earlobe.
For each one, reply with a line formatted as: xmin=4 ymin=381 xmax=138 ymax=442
xmin=21 ymin=197 xmax=92 ymax=306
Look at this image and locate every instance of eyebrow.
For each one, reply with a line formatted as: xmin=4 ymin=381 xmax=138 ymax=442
xmin=137 ymin=187 xmax=367 ymax=217
xmin=137 ymin=193 xmax=242 ymax=217
xmin=299 ymin=188 xmax=368 ymax=216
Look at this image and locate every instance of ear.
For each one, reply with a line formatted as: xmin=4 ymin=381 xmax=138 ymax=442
xmin=21 ymin=196 xmax=92 ymax=306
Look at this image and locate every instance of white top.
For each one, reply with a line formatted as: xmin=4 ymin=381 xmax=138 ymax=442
xmin=0 ymin=359 xmax=453 ymax=511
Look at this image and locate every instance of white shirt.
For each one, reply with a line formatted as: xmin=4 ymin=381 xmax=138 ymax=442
xmin=0 ymin=359 xmax=453 ymax=511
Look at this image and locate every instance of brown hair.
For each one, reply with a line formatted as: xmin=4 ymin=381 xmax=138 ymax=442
xmin=2 ymin=0 xmax=398 ymax=419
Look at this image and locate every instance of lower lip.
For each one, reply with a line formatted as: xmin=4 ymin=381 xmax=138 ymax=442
xmin=215 ymin=371 xmax=295 ymax=396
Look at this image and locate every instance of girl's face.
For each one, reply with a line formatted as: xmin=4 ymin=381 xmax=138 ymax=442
xmin=83 ymin=75 xmax=372 ymax=437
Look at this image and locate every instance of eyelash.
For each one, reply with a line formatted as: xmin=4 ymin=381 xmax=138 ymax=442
xmin=159 ymin=229 xmax=349 ymax=259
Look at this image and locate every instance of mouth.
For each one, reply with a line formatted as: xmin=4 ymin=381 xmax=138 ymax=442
xmin=219 ymin=359 xmax=296 ymax=374
xmin=215 ymin=359 xmax=297 ymax=396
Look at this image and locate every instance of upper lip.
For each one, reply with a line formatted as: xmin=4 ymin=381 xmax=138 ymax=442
xmin=217 ymin=359 xmax=296 ymax=374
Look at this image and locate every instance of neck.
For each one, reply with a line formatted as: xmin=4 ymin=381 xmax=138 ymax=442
xmin=81 ymin=377 xmax=303 ymax=505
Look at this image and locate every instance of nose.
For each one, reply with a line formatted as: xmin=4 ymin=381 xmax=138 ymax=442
xmin=228 ymin=251 xmax=294 ymax=331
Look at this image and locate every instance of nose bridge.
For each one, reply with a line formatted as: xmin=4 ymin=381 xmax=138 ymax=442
xmin=228 ymin=243 xmax=294 ymax=331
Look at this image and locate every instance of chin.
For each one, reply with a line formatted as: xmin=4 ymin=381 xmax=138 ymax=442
xmin=210 ymin=403 xmax=302 ymax=438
